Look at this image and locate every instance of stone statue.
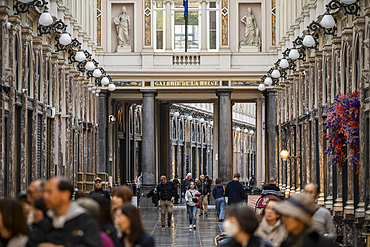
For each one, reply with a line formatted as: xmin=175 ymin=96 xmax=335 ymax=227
xmin=113 ymin=6 xmax=131 ymax=52
xmin=240 ymin=7 xmax=261 ymax=51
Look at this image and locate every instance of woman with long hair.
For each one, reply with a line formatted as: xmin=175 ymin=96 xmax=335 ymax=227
xmin=185 ymin=181 xmax=199 ymax=230
xmin=111 ymin=185 xmax=133 ymax=214
xmin=114 ymin=203 xmax=155 ymax=247
xmin=0 ymin=199 xmax=29 ymax=247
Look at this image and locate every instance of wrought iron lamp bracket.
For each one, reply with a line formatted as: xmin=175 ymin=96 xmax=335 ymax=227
xmin=14 ymin=0 xmax=48 ymax=15
xmin=38 ymin=19 xmax=67 ymax=36
xmin=326 ymin=0 xmax=360 ymax=16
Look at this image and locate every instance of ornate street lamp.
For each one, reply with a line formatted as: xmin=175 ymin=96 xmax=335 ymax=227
xmin=280 ymin=150 xmax=289 ymax=161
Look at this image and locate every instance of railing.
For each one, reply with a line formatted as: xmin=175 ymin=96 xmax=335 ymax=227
xmin=173 ymin=54 xmax=200 ymax=65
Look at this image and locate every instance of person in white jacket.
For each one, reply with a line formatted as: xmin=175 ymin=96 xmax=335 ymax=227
xmin=185 ymin=182 xmax=199 ymax=230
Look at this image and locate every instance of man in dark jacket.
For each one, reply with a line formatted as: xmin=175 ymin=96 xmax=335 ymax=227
xmin=181 ymin=173 xmax=194 ymax=197
xmin=262 ymin=177 xmax=280 ymax=191
xmin=33 ymin=177 xmax=101 ymax=247
xmin=196 ymin=174 xmax=211 ymax=216
xmin=154 ymin=175 xmax=177 ymax=228
xmin=89 ymin=177 xmax=111 ymax=201
xmin=225 ymin=173 xmax=246 ymax=205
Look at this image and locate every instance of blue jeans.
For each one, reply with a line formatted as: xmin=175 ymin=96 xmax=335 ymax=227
xmin=215 ymin=197 xmax=225 ymax=219
xmin=187 ymin=205 xmax=197 ymax=225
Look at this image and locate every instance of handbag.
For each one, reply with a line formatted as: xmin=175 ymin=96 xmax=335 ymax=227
xmin=190 ymin=191 xmax=199 ymax=203
xmin=196 ymin=200 xmax=203 ymax=210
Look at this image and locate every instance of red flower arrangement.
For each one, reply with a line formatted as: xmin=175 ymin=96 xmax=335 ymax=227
xmin=323 ymin=90 xmax=360 ymax=173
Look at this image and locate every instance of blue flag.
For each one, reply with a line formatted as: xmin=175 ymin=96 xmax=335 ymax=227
xmin=183 ymin=0 xmax=188 ymax=17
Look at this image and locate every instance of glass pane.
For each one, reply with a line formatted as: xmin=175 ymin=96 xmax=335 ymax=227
xmin=210 ymin=2 xmax=216 ymax=8
xmin=175 ymin=1 xmax=198 ymax=8
xmin=156 ymin=11 xmax=164 ymax=49
xmin=174 ymin=11 xmax=199 ymax=50
xmin=209 ymin=11 xmax=216 ymax=49
xmin=156 ymin=1 xmax=163 ymax=8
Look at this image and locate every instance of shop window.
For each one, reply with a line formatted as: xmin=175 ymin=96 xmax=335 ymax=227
xmin=179 ymin=121 xmax=183 ymax=141
xmin=355 ymin=39 xmax=360 ymax=91
xmin=38 ymin=54 xmax=41 ymax=101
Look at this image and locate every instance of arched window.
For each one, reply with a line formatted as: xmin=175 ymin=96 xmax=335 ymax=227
xmin=27 ymin=46 xmax=32 ymax=97
xmin=172 ymin=120 xmax=177 ymax=139
xmin=15 ymin=36 xmax=20 ymax=91
xmin=197 ymin=125 xmax=200 ymax=142
xmin=179 ymin=121 xmax=183 ymax=141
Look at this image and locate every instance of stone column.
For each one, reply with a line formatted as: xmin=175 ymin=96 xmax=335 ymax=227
xmin=141 ymin=89 xmax=157 ymax=186
xmin=165 ymin=0 xmax=172 ymax=50
xmin=256 ymin=98 xmax=263 ymax=187
xmin=159 ymin=102 xmax=170 ymax=178
xmin=217 ymin=89 xmax=233 ymax=183
xmin=212 ymin=100 xmax=219 ymax=180
xmin=200 ymin=0 xmax=207 ymax=51
xmin=266 ymin=89 xmax=276 ymax=180
xmin=98 ymin=89 xmax=108 ymax=172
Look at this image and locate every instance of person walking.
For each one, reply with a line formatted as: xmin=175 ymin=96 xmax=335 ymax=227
xmin=136 ymin=172 xmax=142 ymax=196
xmin=303 ymin=183 xmax=336 ymax=242
xmin=225 ymin=173 xmax=246 ymax=205
xmin=114 ymin=203 xmax=155 ymax=247
xmin=273 ymin=193 xmax=335 ymax=247
xmin=37 ymin=177 xmax=101 ymax=247
xmin=89 ymin=177 xmax=111 ymax=202
xmin=212 ymin=178 xmax=226 ymax=222
xmin=185 ymin=181 xmax=200 ymax=230
xmin=218 ymin=204 xmax=273 ymax=247
xmin=255 ymin=198 xmax=286 ymax=247
xmin=154 ymin=175 xmax=176 ymax=228
xmin=196 ymin=174 xmax=211 ymax=217
xmin=173 ymin=175 xmax=180 ymax=204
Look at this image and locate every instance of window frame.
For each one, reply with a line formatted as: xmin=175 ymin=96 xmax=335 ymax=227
xmin=206 ymin=1 xmax=219 ymax=51
xmin=153 ymin=1 xmax=166 ymax=51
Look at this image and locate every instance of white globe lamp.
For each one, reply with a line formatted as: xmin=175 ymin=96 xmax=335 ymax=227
xmin=271 ymin=68 xmax=281 ymax=78
xmin=200 ymin=117 xmax=205 ymax=123
xmin=187 ymin=115 xmax=193 ymax=121
xmin=93 ymin=68 xmax=102 ymax=78
xmin=321 ymin=12 xmax=336 ymax=29
xmin=236 ymin=127 xmax=241 ymax=132
xmin=75 ymin=49 xmax=86 ymax=62
xmin=303 ymin=33 xmax=316 ymax=47
xmin=341 ymin=0 xmax=357 ymax=4
xmin=101 ymin=76 xmax=109 ymax=86
xmin=108 ymin=83 xmax=116 ymax=91
xmin=59 ymin=31 xmax=72 ymax=46
xmin=174 ymin=111 xmax=180 ymax=118
xmin=289 ymin=47 xmax=300 ymax=60
xmin=39 ymin=10 xmax=53 ymax=26
xmin=250 ymin=129 xmax=254 ymax=135
xmin=279 ymin=58 xmax=289 ymax=69
xmin=258 ymin=83 xmax=265 ymax=91
xmin=85 ymin=60 xmax=95 ymax=71
xmin=264 ymin=76 xmax=272 ymax=86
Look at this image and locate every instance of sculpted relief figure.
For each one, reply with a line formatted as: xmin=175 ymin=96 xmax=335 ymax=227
xmin=113 ymin=6 xmax=131 ymax=51
xmin=240 ymin=7 xmax=261 ymax=50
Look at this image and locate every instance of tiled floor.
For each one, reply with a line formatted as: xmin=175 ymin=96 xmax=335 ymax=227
xmin=141 ymin=203 xmax=223 ymax=247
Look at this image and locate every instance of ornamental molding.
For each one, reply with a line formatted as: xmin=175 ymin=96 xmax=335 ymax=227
xmin=144 ymin=7 xmax=151 ymax=16
xmin=221 ymin=6 xmax=228 ymax=16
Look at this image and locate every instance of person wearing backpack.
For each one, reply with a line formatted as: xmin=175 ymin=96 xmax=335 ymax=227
xmin=212 ymin=178 xmax=226 ymax=222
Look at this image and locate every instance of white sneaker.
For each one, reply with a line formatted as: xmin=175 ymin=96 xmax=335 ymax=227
xmin=193 ymin=225 xmax=196 ymax=229
xmin=189 ymin=224 xmax=193 ymax=229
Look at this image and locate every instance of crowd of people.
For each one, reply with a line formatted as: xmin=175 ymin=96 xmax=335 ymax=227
xmin=0 ymin=173 xmax=338 ymax=247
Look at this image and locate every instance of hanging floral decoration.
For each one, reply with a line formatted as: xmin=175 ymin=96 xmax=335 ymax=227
xmin=323 ymin=90 xmax=360 ymax=173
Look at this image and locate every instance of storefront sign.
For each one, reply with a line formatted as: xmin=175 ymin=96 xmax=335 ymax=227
xmin=154 ymin=80 xmax=220 ymax=87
